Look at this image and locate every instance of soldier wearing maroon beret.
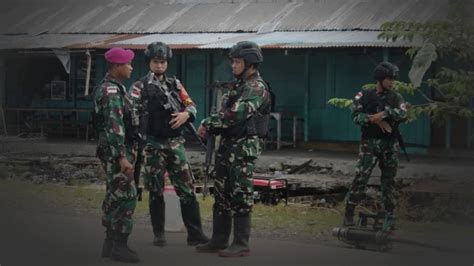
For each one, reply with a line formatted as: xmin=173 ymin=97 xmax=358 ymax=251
xmin=93 ymin=47 xmax=140 ymax=263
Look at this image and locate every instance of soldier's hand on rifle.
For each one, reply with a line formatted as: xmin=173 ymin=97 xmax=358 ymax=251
xmin=119 ymin=156 xmax=134 ymax=180
xmin=197 ymin=124 xmax=208 ymax=141
xmin=378 ymin=120 xmax=392 ymax=133
xmin=369 ymin=111 xmax=385 ymax=124
xmin=170 ymin=111 xmax=190 ymax=129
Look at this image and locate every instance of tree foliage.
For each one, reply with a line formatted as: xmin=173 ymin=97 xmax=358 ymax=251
xmin=329 ymin=1 xmax=474 ymax=125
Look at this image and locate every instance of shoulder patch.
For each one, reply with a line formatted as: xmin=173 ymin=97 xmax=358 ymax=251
xmin=400 ymin=103 xmax=407 ymax=111
xmin=355 ymin=91 xmax=363 ymax=100
xmin=175 ymin=79 xmax=185 ymax=90
xmin=131 ymin=86 xmax=141 ymax=98
xmin=106 ymin=86 xmax=118 ymax=94
xmin=247 ymin=80 xmax=265 ymax=92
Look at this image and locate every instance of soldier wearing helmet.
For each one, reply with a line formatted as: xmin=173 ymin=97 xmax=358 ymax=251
xmin=129 ymin=42 xmax=209 ymax=247
xmin=343 ymin=62 xmax=407 ymax=230
xmin=196 ymin=41 xmax=271 ymax=257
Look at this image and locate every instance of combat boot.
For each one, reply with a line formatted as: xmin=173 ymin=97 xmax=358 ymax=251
xmin=218 ymin=214 xmax=251 ymax=257
xmin=101 ymin=229 xmax=115 ymax=258
xmin=196 ymin=209 xmax=232 ymax=253
xmin=153 ymin=232 xmax=167 ymax=247
xmin=150 ymin=192 xmax=167 ymax=246
xmin=343 ymin=202 xmax=356 ymax=227
xmin=110 ymin=233 xmax=140 ymax=263
xmin=181 ymin=197 xmax=210 ymax=246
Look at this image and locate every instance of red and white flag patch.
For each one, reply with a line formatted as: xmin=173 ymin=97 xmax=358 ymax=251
xmin=106 ymin=86 xmax=118 ymax=94
xmin=355 ymin=91 xmax=363 ymax=100
xmin=400 ymin=103 xmax=407 ymax=111
xmin=131 ymin=86 xmax=141 ymax=98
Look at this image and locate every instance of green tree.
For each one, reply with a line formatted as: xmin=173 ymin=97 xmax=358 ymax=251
xmin=329 ymin=1 xmax=473 ymax=125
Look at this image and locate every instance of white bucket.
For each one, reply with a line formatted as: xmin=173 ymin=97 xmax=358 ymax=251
xmin=163 ymin=185 xmax=185 ymax=232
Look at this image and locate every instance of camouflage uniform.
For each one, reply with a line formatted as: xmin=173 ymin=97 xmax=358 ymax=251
xmin=131 ymin=72 xmax=208 ymax=246
xmin=132 ymin=74 xmax=196 ymax=201
xmin=93 ymin=73 xmax=138 ymax=235
xmin=346 ymin=88 xmax=407 ymax=215
xmin=202 ymin=73 xmax=269 ymax=215
xmin=201 ymin=71 xmax=270 ymax=255
xmin=196 ymin=41 xmax=270 ymax=257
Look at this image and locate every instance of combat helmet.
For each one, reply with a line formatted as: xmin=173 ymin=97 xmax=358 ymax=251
xmin=228 ymin=41 xmax=263 ymax=66
xmin=144 ymin=42 xmax=172 ymax=63
xmin=374 ymin=62 xmax=399 ymax=81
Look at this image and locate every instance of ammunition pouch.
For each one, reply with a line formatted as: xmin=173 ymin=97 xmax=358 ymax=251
xmin=362 ymin=124 xmax=392 ymax=140
xmin=246 ymin=113 xmax=269 ymax=137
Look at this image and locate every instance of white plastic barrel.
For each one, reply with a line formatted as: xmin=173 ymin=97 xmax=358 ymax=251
xmin=163 ymin=185 xmax=184 ymax=232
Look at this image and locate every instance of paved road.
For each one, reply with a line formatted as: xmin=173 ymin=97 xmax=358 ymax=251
xmin=0 ymin=206 xmax=472 ymax=266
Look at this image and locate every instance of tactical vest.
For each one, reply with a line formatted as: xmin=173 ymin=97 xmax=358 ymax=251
xmin=140 ymin=76 xmax=183 ymax=139
xmin=360 ymin=89 xmax=399 ymax=140
xmin=222 ymin=77 xmax=271 ymax=138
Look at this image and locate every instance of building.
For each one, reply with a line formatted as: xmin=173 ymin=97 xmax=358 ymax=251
xmin=0 ymin=0 xmax=470 ymax=151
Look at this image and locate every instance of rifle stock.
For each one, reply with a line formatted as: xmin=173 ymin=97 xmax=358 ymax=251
xmin=134 ymin=151 xmax=143 ymax=201
xmin=394 ymin=129 xmax=410 ymax=162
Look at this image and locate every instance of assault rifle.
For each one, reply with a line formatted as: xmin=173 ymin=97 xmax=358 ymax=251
xmin=148 ymin=72 xmax=206 ymax=150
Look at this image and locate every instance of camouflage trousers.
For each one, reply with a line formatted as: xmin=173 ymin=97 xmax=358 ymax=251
xmin=142 ymin=136 xmax=195 ymax=204
xmin=346 ymin=138 xmax=399 ymax=212
xmin=213 ymin=136 xmax=263 ymax=216
xmin=99 ymin=148 xmax=137 ymax=234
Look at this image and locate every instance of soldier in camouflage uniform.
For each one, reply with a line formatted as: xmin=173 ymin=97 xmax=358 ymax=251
xmin=130 ymin=42 xmax=208 ymax=247
xmin=196 ymin=41 xmax=271 ymax=257
xmin=93 ymin=47 xmax=140 ymax=263
xmin=343 ymin=62 xmax=407 ymax=229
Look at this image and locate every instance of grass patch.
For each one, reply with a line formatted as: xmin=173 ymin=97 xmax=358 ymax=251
xmin=2 ymin=178 xmax=473 ymax=243
xmin=396 ymin=191 xmax=474 ymax=224
xmin=253 ymin=203 xmax=341 ymax=236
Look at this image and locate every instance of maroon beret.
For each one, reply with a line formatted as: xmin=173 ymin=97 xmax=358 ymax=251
xmin=104 ymin=47 xmax=135 ymax=64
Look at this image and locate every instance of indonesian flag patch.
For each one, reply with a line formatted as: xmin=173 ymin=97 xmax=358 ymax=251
xmin=400 ymin=103 xmax=407 ymax=111
xmin=131 ymin=86 xmax=141 ymax=98
xmin=355 ymin=91 xmax=363 ymax=100
xmin=106 ymin=86 xmax=118 ymax=94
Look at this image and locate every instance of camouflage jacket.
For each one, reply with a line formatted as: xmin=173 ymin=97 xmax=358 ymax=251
xmin=93 ymin=73 xmax=134 ymax=161
xmin=351 ymin=88 xmax=407 ymax=139
xmin=201 ymin=72 xmax=270 ymax=157
xmin=202 ymin=72 xmax=269 ymax=134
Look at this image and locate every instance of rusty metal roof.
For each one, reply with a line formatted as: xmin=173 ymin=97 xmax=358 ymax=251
xmin=103 ymin=31 xmax=419 ymax=50
xmin=0 ymin=30 xmax=420 ymax=50
xmin=0 ymin=0 xmax=449 ymax=34
xmin=109 ymin=33 xmax=247 ymax=49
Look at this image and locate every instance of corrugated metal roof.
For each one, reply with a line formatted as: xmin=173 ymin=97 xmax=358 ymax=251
xmin=277 ymin=0 xmax=448 ymax=31
xmin=0 ymin=34 xmax=117 ymax=50
xmin=110 ymin=33 xmax=247 ymax=49
xmin=0 ymin=31 xmax=420 ymax=50
xmin=196 ymin=31 xmax=420 ymax=49
xmin=0 ymin=0 xmax=449 ymax=34
xmin=102 ymin=31 xmax=419 ymax=49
